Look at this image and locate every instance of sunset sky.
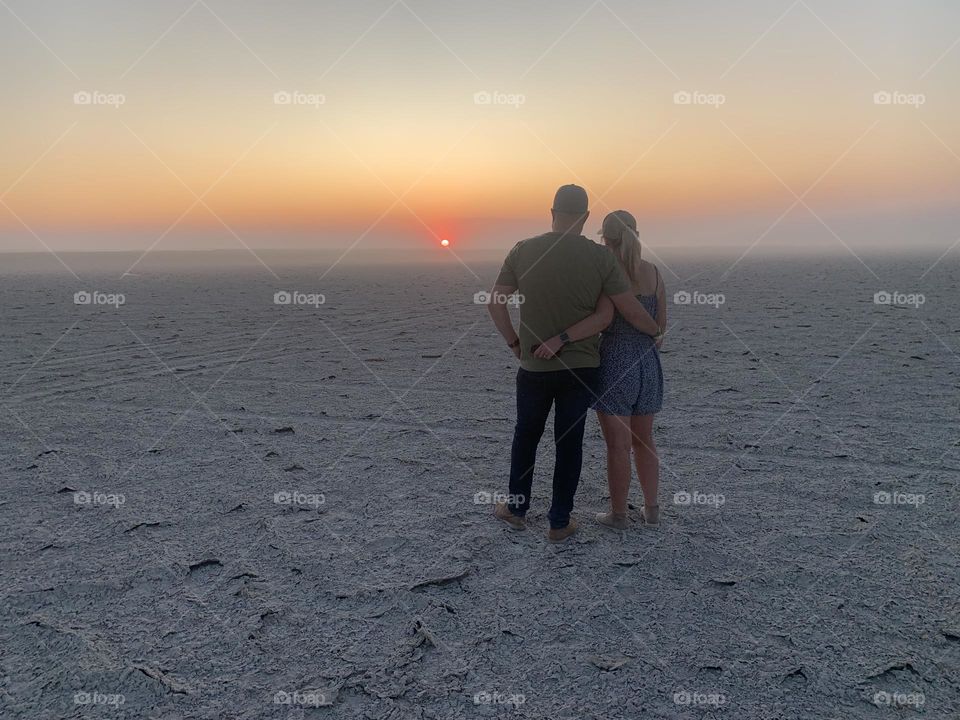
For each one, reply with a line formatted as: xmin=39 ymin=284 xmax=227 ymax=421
xmin=1 ymin=0 xmax=958 ymax=258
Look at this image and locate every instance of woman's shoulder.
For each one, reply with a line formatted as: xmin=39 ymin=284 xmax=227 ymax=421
xmin=639 ymin=258 xmax=658 ymax=274
xmin=637 ymin=260 xmax=660 ymax=290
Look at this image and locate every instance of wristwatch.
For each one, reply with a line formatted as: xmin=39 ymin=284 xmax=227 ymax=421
xmin=559 ymin=331 xmax=571 ymax=346
xmin=507 ymin=338 xmax=521 ymax=349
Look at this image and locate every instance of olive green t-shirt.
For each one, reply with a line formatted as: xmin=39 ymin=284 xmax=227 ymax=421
xmin=495 ymin=231 xmax=630 ymax=372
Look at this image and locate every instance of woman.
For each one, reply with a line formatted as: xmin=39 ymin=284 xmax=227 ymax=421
xmin=534 ymin=210 xmax=665 ymax=529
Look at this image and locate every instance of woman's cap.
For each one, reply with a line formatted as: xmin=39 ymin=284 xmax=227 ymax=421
xmin=600 ymin=210 xmax=637 ymax=241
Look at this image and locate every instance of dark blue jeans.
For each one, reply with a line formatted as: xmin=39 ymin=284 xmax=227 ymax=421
xmin=508 ymin=366 xmax=598 ymax=529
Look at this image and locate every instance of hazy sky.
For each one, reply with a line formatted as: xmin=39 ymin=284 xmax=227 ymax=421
xmin=1 ymin=0 xmax=958 ymax=259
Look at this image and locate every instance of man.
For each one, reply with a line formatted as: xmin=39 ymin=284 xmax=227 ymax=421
xmin=486 ymin=184 xmax=660 ymax=543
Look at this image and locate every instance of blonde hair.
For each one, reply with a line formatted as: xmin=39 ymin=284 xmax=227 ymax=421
xmin=605 ymin=223 xmax=643 ymax=285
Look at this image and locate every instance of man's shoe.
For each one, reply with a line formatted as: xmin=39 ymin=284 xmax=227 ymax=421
xmin=494 ymin=502 xmax=526 ymax=531
xmin=547 ymin=517 xmax=578 ymax=544
xmin=595 ymin=511 xmax=629 ymax=530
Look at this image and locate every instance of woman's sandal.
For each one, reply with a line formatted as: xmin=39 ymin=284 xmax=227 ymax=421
xmin=595 ymin=511 xmax=629 ymax=530
xmin=640 ymin=504 xmax=660 ymax=528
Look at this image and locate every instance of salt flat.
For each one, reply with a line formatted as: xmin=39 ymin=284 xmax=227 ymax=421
xmin=1 ymin=254 xmax=958 ymax=719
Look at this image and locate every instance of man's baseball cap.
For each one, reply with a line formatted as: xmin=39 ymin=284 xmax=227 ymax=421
xmin=552 ymin=184 xmax=589 ymax=214
xmin=600 ymin=210 xmax=637 ymax=241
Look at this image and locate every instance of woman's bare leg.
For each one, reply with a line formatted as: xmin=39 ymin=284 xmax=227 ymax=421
xmin=630 ymin=414 xmax=659 ymax=523
xmin=597 ymin=411 xmax=632 ymax=516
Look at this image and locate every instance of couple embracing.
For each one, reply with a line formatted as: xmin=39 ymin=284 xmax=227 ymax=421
xmin=486 ymin=184 xmax=666 ymax=543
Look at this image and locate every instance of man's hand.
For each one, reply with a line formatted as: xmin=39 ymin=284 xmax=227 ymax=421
xmin=488 ymin=284 xmax=523 ymax=360
xmin=533 ymin=335 xmax=563 ymax=360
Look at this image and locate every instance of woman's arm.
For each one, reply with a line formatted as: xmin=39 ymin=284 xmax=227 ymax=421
xmin=533 ymin=296 xmax=614 ymax=359
xmin=655 ymin=271 xmax=667 ymax=349
xmin=564 ymin=295 xmax=615 ymax=342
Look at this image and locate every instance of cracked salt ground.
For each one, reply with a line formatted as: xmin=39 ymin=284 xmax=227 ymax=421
xmin=1 ymin=256 xmax=958 ymax=718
